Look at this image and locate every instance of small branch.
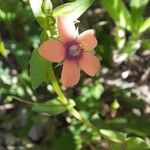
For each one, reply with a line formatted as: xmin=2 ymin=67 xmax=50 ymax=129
xmin=8 ymin=96 xmax=35 ymax=105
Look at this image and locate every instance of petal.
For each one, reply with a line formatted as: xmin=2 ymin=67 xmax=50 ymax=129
xmin=57 ymin=16 xmax=78 ymax=43
xmin=61 ymin=60 xmax=80 ymax=88
xmin=79 ymin=53 xmax=100 ymax=76
xmin=78 ymin=29 xmax=97 ymax=51
xmin=38 ymin=39 xmax=65 ymax=63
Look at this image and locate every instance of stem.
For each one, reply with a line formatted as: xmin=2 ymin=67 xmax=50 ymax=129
xmin=48 ymin=63 xmax=68 ymax=105
xmin=9 ymin=96 xmax=35 ymax=105
xmin=48 ymin=64 xmax=101 ymax=137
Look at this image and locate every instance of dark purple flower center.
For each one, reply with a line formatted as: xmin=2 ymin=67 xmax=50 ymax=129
xmin=65 ymin=41 xmax=82 ymax=60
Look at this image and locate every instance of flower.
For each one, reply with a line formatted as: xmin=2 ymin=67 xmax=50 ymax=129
xmin=38 ymin=16 xmax=100 ymax=88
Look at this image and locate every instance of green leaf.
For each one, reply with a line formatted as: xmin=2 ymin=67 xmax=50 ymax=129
xmin=116 ymin=39 xmax=141 ymax=63
xmin=126 ymin=137 xmax=150 ymax=150
xmin=100 ymin=129 xmax=127 ymax=143
xmin=30 ymin=49 xmax=50 ymax=89
xmin=53 ymin=0 xmax=95 ymax=20
xmin=32 ymin=98 xmax=67 ymax=115
xmin=110 ymin=142 xmax=123 ymax=150
xmin=139 ymin=17 xmax=150 ymax=34
xmin=29 ymin=0 xmax=52 ymax=17
xmin=101 ymin=0 xmax=132 ymax=31
xmin=129 ymin=0 xmax=149 ymax=33
xmin=109 ymin=115 xmax=150 ymax=137
xmin=12 ymin=48 xmax=31 ymax=69
xmin=29 ymin=0 xmax=53 ymax=29
xmin=29 ymin=0 xmax=43 ymax=17
xmin=122 ymin=40 xmax=141 ymax=54
xmin=130 ymin=0 xmax=149 ymax=9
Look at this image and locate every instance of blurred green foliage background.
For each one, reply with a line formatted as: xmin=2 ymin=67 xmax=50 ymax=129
xmin=0 ymin=0 xmax=150 ymax=150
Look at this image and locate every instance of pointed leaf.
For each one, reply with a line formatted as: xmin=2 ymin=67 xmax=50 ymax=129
xmin=32 ymin=98 xmax=75 ymax=115
xmin=29 ymin=0 xmax=53 ymax=29
xmin=101 ymin=0 xmax=132 ymax=31
xmin=53 ymin=0 xmax=95 ymax=20
xmin=29 ymin=0 xmax=52 ymax=17
xmin=139 ymin=17 xmax=150 ymax=34
xmin=32 ymin=98 xmax=67 ymax=115
xmin=100 ymin=129 xmax=127 ymax=143
xmin=30 ymin=49 xmax=50 ymax=89
xmin=126 ymin=137 xmax=150 ymax=150
xmin=129 ymin=0 xmax=149 ymax=33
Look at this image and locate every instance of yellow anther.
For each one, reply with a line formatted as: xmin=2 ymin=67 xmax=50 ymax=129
xmin=79 ymin=43 xmax=88 ymax=51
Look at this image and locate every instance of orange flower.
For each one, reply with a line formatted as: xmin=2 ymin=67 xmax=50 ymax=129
xmin=39 ymin=16 xmax=100 ymax=88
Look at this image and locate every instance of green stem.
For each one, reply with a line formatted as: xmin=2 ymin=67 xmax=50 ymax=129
xmin=9 ymin=96 xmax=35 ymax=105
xmin=48 ymin=63 xmax=68 ymax=105
xmin=48 ymin=64 xmax=101 ymax=137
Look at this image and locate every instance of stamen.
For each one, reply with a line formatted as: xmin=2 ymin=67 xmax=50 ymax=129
xmin=69 ymin=45 xmax=79 ymax=56
xmin=65 ymin=41 xmax=83 ymax=60
xmin=79 ymin=43 xmax=87 ymax=51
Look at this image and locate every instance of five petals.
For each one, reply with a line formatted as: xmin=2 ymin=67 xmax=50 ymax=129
xmin=38 ymin=16 xmax=100 ymax=88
